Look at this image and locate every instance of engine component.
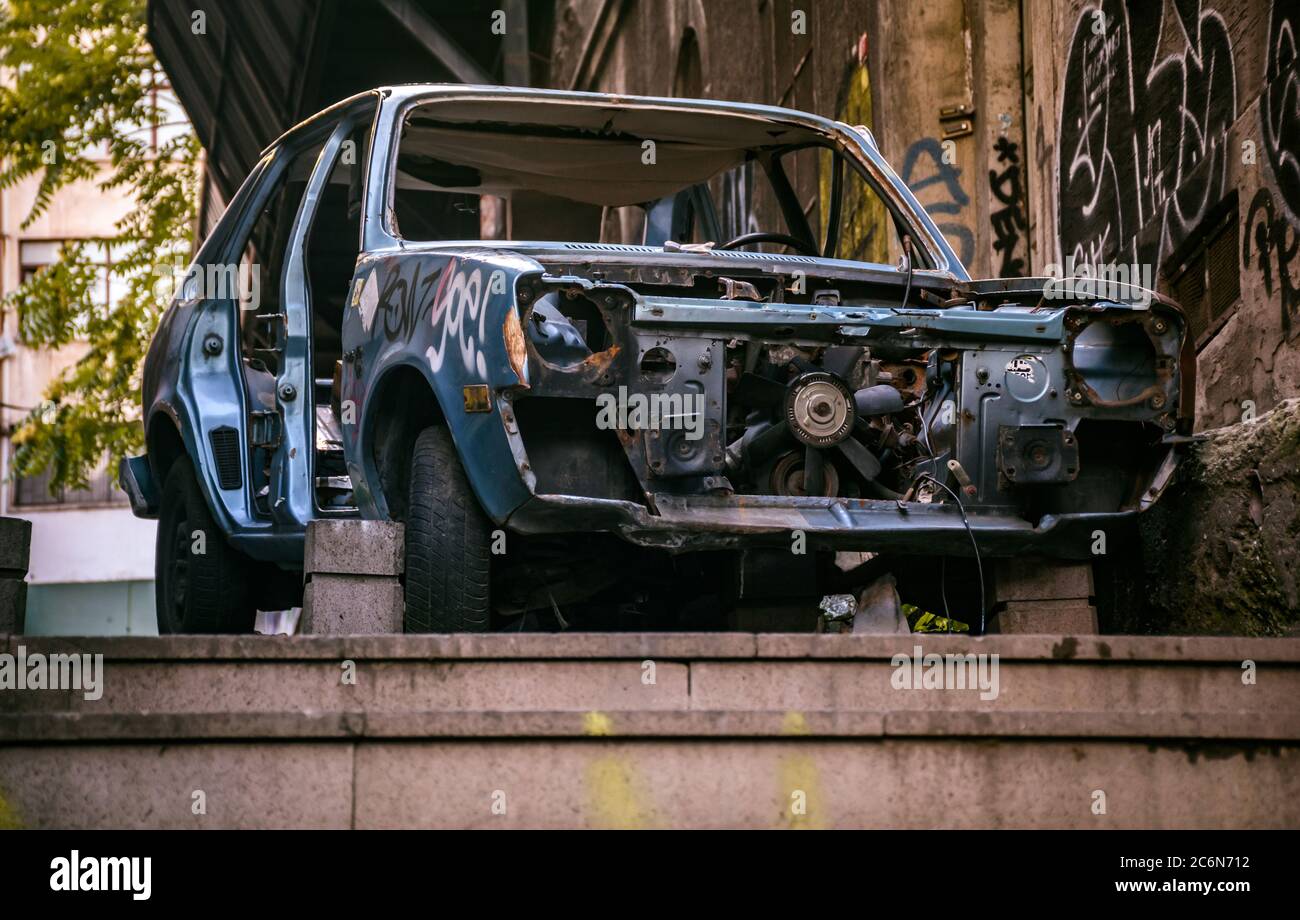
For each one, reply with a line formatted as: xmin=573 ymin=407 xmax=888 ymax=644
xmin=853 ymin=383 xmax=906 ymax=417
xmin=785 ymin=372 xmax=854 ymax=447
xmin=724 ymin=341 xmax=932 ymax=501
xmin=770 ymin=449 xmax=840 ymax=497
xmin=997 ymin=424 xmax=1080 ymax=484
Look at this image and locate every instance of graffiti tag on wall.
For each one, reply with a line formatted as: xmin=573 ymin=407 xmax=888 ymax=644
xmin=1247 ymin=1 xmax=1300 ymax=339
xmin=1263 ymin=0 xmax=1300 ymax=225
xmin=901 ymin=136 xmax=974 ymax=267
xmin=1058 ymin=0 xmax=1237 ymax=268
xmin=989 ymin=136 xmax=1027 ymax=276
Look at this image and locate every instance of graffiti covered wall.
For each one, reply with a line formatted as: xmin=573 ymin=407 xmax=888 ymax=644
xmin=1046 ymin=0 xmax=1300 ymax=426
xmin=543 ymin=0 xmax=1298 ymax=428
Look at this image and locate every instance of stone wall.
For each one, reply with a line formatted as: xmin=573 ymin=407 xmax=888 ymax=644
xmin=1031 ymin=0 xmax=1300 ymax=429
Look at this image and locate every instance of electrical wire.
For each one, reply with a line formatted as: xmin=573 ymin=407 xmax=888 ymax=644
xmin=892 ymin=235 xmax=914 ymax=315
xmin=916 ymin=472 xmax=986 ymax=633
xmin=939 ymin=555 xmax=951 ymax=631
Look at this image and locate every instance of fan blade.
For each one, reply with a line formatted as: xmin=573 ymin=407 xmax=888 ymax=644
xmin=803 ymin=445 xmax=826 ymax=496
xmin=836 ymin=435 xmax=882 ymax=481
xmin=734 ymin=372 xmax=788 ymax=409
xmin=822 ymin=346 xmax=865 ymax=381
xmin=743 ymin=420 xmax=794 ymax=465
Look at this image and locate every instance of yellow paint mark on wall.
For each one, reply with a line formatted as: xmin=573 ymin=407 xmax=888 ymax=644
xmin=583 ymin=711 xmax=613 ymax=736
xmin=586 ymin=756 xmax=657 ymax=829
xmin=781 ymin=711 xmax=811 ymax=736
xmin=819 ymin=63 xmax=890 ymax=265
xmin=0 ymin=789 xmax=24 ymax=830
xmin=778 ymin=754 xmax=826 ymax=830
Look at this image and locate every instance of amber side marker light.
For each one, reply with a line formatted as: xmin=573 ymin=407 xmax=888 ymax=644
xmin=463 ymin=384 xmax=492 ymax=413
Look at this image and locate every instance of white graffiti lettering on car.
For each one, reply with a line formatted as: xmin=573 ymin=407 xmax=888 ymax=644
xmin=426 ymin=265 xmax=490 ymax=378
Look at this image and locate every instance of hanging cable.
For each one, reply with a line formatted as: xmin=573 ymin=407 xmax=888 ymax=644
xmin=916 ymin=472 xmax=986 ymax=633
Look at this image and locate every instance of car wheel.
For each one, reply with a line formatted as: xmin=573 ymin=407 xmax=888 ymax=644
xmin=404 ymin=425 xmax=491 ymax=632
xmin=155 ymin=456 xmax=255 ymax=634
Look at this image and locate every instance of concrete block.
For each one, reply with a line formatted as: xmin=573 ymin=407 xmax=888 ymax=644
xmin=302 ymin=575 xmax=404 ymax=634
xmin=0 ymin=578 xmax=27 ymax=634
xmin=994 ymin=557 xmax=1094 ymax=602
xmin=0 ymin=743 xmax=353 ymax=829
xmin=304 ymin=519 xmax=403 ymax=577
xmin=991 ymin=599 xmax=1099 ymax=635
xmin=350 ymin=738 xmax=1300 ymax=829
xmin=0 ymin=517 xmax=32 ymax=577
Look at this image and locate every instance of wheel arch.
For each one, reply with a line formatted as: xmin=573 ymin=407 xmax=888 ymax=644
xmin=363 ymin=362 xmax=446 ymax=522
xmin=146 ymin=408 xmax=188 ymax=488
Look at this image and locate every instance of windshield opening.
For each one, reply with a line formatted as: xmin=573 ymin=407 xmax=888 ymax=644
xmin=390 ymin=100 xmax=913 ymax=267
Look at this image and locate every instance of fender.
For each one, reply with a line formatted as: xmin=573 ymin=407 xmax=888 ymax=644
xmin=343 ymin=250 xmax=539 ymax=523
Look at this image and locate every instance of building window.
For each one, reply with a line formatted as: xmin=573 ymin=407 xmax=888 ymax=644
xmin=91 ymin=71 xmax=187 ymax=160
xmin=1166 ymin=194 xmax=1241 ymax=349
xmin=19 ymin=239 xmax=123 ymax=329
xmin=134 ymin=75 xmax=188 ymax=153
xmin=11 ymin=455 xmax=126 ymax=509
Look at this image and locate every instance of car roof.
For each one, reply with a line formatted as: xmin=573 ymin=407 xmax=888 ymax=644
xmin=262 ymin=84 xmax=860 ymax=156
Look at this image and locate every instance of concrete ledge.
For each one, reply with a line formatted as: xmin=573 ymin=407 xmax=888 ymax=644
xmin=2 ymin=738 xmax=1295 ymax=828
xmin=3 ymin=631 xmax=1296 ymax=828
xmin=3 ymin=708 xmax=1297 ymax=742
xmin=3 ymin=632 xmax=1297 ymax=662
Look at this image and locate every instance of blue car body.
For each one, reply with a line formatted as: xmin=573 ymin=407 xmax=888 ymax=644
xmin=123 ymin=85 xmax=1194 ymax=575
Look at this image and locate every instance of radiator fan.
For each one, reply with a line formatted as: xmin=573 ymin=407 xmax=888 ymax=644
xmin=731 ymin=354 xmax=903 ymax=497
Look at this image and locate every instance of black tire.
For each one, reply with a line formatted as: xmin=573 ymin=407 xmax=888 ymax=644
xmin=403 ymin=425 xmax=491 ymax=632
xmin=155 ymin=456 xmax=255 ymax=634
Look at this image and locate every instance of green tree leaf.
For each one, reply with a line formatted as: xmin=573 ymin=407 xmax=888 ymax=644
xmin=0 ymin=0 xmax=199 ymax=493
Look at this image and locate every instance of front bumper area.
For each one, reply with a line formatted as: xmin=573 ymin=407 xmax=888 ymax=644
xmin=118 ymin=455 xmax=160 ymax=519
xmin=506 ymin=492 xmax=1132 ymax=559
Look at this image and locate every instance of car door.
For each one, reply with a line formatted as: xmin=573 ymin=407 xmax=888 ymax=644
xmin=233 ymin=110 xmax=371 ymax=531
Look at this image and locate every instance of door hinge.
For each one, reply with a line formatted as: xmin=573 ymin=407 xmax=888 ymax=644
xmin=250 ymin=409 xmax=282 ymax=450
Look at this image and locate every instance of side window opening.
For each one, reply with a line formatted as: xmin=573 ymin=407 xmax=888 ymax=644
xmin=815 ymin=148 xmax=896 ymax=265
xmin=306 ymin=119 xmax=369 ymax=382
xmin=237 ymin=135 xmax=329 ymax=377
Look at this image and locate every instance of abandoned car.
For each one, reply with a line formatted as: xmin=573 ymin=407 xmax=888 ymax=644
xmin=121 ymin=85 xmax=1195 ymax=634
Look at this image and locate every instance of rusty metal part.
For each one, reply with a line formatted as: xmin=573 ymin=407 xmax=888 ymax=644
xmin=719 ymin=277 xmax=763 ymax=301
xmin=946 ymin=459 xmax=977 ymax=496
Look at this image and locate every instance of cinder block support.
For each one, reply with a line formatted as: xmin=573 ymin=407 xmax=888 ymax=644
xmin=301 ymin=520 xmax=405 ymax=635
xmin=0 ymin=517 xmax=32 ymax=634
xmin=989 ymin=556 xmax=1098 ymax=635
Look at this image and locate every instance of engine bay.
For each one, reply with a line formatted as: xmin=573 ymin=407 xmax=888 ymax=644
xmin=508 ymin=254 xmax=1182 ymax=528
